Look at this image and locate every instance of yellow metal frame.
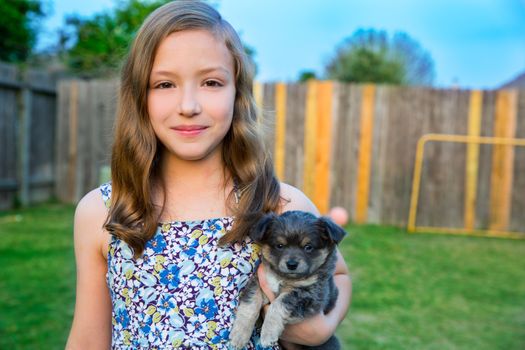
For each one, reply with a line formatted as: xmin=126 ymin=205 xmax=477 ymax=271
xmin=408 ymin=133 xmax=525 ymax=240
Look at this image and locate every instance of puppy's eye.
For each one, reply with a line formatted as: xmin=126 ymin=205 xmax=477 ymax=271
xmin=276 ymin=244 xmax=284 ymax=250
xmin=303 ymin=244 xmax=313 ymax=253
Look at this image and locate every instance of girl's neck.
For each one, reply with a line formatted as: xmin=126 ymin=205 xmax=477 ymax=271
xmin=154 ymin=149 xmax=235 ymax=222
xmin=159 ymin=149 xmax=229 ymax=189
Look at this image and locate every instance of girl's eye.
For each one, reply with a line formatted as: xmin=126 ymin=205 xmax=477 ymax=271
xmin=276 ymin=244 xmax=284 ymax=250
xmin=204 ymin=80 xmax=223 ymax=87
xmin=156 ymin=82 xmax=174 ymax=89
xmin=303 ymin=244 xmax=313 ymax=253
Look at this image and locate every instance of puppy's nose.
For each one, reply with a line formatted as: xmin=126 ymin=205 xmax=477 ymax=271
xmin=286 ymin=260 xmax=299 ymax=270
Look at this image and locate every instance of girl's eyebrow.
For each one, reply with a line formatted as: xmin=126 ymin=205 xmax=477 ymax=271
xmin=150 ymin=66 xmax=232 ymax=77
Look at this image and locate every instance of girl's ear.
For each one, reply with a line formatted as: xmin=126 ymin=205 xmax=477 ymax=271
xmin=317 ymin=217 xmax=347 ymax=244
xmin=249 ymin=213 xmax=277 ymax=242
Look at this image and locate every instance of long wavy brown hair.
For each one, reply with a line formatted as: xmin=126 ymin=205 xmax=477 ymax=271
xmin=104 ymin=0 xmax=281 ymax=257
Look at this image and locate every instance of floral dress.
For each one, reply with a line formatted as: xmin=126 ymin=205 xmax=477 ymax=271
xmin=100 ymin=183 xmax=280 ymax=349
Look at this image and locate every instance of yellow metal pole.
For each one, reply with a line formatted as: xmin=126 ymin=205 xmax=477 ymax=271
xmin=407 ymin=135 xmax=428 ymax=233
xmin=409 ymin=133 xmax=525 ymax=240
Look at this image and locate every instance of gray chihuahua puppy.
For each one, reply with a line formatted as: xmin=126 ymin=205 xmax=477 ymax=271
xmin=230 ymin=210 xmax=346 ymax=349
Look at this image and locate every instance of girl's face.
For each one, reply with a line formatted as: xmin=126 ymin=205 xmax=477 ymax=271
xmin=147 ymin=29 xmax=236 ymax=163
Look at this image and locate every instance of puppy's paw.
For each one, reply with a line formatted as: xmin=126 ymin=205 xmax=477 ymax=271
xmin=230 ymin=334 xmax=251 ymax=349
xmin=229 ymin=321 xmax=252 ymax=349
xmin=259 ymin=325 xmax=280 ymax=348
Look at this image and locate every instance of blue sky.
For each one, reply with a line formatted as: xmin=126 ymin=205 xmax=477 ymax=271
xmin=38 ymin=0 xmax=525 ymax=89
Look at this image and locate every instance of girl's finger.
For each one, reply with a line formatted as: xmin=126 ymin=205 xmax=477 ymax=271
xmin=257 ymin=264 xmax=276 ymax=302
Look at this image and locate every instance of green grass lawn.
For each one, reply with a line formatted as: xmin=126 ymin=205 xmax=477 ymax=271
xmin=1 ymin=203 xmax=525 ymax=349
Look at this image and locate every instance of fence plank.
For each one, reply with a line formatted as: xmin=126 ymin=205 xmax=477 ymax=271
xmin=68 ymin=81 xmax=79 ymax=202
xmin=303 ymin=80 xmax=318 ymax=201
xmin=510 ymin=89 xmax=525 ymax=231
xmin=274 ymin=83 xmax=287 ymax=180
xmin=476 ymin=90 xmax=496 ymax=228
xmin=0 ymin=75 xmax=18 ymax=209
xmin=314 ymin=81 xmax=333 ymax=214
xmin=329 ymin=83 xmax=359 ymax=215
xmin=29 ymin=91 xmax=56 ymax=202
xmin=464 ymin=90 xmax=483 ymax=230
xmin=490 ymin=90 xmax=518 ymax=231
xmin=368 ymin=85 xmax=389 ymax=223
xmin=284 ymin=83 xmax=306 ymax=189
xmin=355 ymin=84 xmax=375 ymax=223
xmin=261 ymin=83 xmax=276 ymax=155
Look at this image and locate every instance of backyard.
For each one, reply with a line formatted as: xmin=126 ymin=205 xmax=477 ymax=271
xmin=1 ymin=203 xmax=524 ymax=349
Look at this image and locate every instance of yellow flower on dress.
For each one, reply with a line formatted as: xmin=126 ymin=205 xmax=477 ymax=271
xmin=146 ymin=305 xmax=156 ymax=315
xmin=122 ymin=330 xmax=132 ymax=346
xmin=152 ymin=311 xmax=162 ymax=323
xmin=199 ymin=235 xmax=209 ymax=246
xmin=191 ymin=229 xmax=203 ymax=239
xmin=183 ymin=308 xmax=194 ymax=317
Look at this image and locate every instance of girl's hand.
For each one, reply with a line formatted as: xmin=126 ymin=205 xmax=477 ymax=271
xmin=256 ymin=264 xmax=275 ymax=303
xmin=256 ymin=264 xmax=304 ymax=350
xmin=256 ymin=264 xmax=331 ymax=348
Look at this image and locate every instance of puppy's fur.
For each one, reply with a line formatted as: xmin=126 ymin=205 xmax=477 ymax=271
xmin=230 ymin=210 xmax=346 ymax=349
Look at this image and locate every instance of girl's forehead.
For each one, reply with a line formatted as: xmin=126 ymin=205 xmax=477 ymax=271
xmin=152 ymin=29 xmax=234 ymax=73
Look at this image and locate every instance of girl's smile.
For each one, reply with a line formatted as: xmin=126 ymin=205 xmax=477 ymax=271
xmin=171 ymin=125 xmax=209 ymax=137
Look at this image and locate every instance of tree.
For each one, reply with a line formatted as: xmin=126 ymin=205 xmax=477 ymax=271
xmin=325 ymin=29 xmax=435 ymax=86
xmin=0 ymin=0 xmax=44 ymax=63
xmin=297 ymin=70 xmax=317 ymax=82
xmin=61 ymin=0 xmax=257 ymax=78
xmin=62 ymin=0 xmax=171 ymax=77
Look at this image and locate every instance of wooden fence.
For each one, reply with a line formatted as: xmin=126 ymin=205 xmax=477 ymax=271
xmin=54 ymin=79 xmax=525 ymax=234
xmin=0 ymin=63 xmax=57 ymax=209
xmin=55 ymin=79 xmax=118 ymax=203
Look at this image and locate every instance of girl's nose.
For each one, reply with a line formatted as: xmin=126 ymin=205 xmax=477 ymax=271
xmin=177 ymin=87 xmax=201 ymax=117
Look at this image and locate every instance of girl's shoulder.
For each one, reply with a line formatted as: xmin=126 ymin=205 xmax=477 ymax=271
xmin=76 ymin=184 xmax=111 ymax=218
xmin=279 ymin=182 xmax=320 ymax=216
xmin=74 ymin=185 xmax=111 ymax=255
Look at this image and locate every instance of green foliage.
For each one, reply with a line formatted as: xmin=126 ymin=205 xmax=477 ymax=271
xmin=61 ymin=0 xmax=258 ymax=78
xmin=63 ymin=0 xmax=171 ymax=77
xmin=0 ymin=0 xmax=44 ymax=63
xmin=297 ymin=70 xmax=318 ymax=82
xmin=326 ymin=29 xmax=435 ymax=86
xmin=2 ymin=204 xmax=524 ymax=349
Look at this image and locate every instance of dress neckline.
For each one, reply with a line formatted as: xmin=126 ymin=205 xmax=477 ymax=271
xmin=157 ymin=216 xmax=234 ymax=226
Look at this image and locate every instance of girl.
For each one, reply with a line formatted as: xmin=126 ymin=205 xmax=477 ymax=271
xmin=66 ymin=1 xmax=351 ymax=349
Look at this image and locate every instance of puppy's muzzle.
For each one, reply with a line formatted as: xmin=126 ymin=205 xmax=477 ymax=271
xmin=286 ymin=259 xmax=299 ymax=271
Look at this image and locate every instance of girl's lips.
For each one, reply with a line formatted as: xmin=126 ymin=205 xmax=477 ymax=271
xmin=172 ymin=125 xmax=208 ymax=136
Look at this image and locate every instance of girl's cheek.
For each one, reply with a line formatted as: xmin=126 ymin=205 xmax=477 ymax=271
xmin=148 ymin=93 xmax=174 ymax=119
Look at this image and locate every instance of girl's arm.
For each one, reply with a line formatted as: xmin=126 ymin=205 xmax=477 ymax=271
xmin=66 ymin=189 xmax=112 ymax=349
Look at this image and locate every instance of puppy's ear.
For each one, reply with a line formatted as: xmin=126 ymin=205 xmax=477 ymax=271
xmin=250 ymin=213 xmax=277 ymax=242
xmin=317 ymin=217 xmax=347 ymax=244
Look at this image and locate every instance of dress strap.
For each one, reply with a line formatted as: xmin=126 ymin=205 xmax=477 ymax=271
xmin=100 ymin=182 xmax=112 ymax=209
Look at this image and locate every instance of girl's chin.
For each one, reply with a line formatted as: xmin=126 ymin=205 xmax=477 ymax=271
xmin=163 ymin=147 xmax=221 ymax=163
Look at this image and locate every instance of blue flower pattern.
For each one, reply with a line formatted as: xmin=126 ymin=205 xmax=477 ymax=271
xmin=101 ymin=183 xmax=279 ymax=349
